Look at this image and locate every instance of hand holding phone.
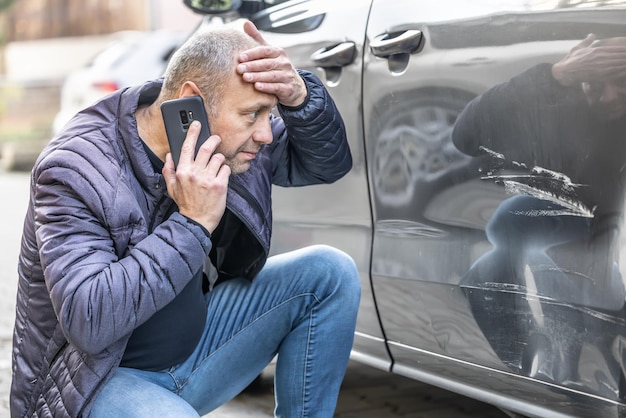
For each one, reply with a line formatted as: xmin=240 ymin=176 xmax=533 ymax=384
xmin=160 ymin=96 xmax=230 ymax=233
xmin=161 ymin=96 xmax=211 ymax=168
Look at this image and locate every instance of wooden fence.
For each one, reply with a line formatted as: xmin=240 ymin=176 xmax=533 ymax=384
xmin=3 ymin=0 xmax=146 ymax=41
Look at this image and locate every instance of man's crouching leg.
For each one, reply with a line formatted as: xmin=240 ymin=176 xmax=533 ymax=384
xmin=270 ymin=245 xmax=361 ymax=418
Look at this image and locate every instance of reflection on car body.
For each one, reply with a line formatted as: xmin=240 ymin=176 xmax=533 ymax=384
xmin=186 ymin=0 xmax=626 ymax=416
xmin=452 ymin=33 xmax=626 ymax=402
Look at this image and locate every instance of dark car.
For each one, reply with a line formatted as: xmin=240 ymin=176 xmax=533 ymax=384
xmin=185 ymin=1 xmax=626 ymax=416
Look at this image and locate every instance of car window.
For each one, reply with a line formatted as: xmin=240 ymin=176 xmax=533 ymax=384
xmin=252 ymin=0 xmax=326 ymax=33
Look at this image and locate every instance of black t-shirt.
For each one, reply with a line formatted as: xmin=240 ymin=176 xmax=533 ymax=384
xmin=120 ymin=140 xmax=208 ymax=371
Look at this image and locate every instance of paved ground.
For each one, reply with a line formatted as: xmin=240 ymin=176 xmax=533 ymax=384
xmin=0 ymin=169 xmax=507 ymax=418
xmin=202 ymin=360 xmax=509 ymax=418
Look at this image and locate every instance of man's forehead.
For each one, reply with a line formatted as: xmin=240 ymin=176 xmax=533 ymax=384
xmin=226 ymin=71 xmax=278 ymax=107
xmin=244 ymin=94 xmax=278 ymax=110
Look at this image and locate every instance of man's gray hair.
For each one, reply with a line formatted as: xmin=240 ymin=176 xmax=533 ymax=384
xmin=161 ymin=26 xmax=259 ymax=114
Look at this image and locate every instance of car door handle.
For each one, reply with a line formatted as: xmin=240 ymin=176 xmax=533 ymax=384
xmin=310 ymin=42 xmax=356 ymax=67
xmin=370 ymin=30 xmax=422 ymax=58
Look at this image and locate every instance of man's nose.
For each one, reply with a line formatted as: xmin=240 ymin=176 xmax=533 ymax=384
xmin=253 ymin=118 xmax=273 ymax=145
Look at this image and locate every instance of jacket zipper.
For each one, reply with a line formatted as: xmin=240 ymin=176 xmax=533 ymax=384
xmin=229 ymin=180 xmax=270 ymax=253
xmin=26 ymin=338 xmax=69 ymax=417
xmin=148 ymin=195 xmax=173 ymax=233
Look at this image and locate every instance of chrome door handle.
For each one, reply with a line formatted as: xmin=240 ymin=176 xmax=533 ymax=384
xmin=370 ymin=30 xmax=422 ymax=57
xmin=311 ymin=42 xmax=356 ymax=67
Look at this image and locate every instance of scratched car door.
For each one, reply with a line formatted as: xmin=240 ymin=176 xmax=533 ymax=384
xmin=365 ymin=0 xmax=626 ymax=415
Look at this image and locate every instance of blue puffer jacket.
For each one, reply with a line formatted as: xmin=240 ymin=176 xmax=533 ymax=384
xmin=11 ymin=71 xmax=350 ymax=417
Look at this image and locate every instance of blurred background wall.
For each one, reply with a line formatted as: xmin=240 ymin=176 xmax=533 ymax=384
xmin=3 ymin=0 xmax=147 ymax=41
xmin=0 ymin=0 xmax=201 ymax=170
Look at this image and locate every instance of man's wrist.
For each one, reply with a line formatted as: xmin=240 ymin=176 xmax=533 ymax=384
xmin=280 ymin=73 xmax=310 ymax=110
xmin=551 ymin=63 xmax=574 ymax=87
xmin=180 ymin=213 xmax=212 ymax=238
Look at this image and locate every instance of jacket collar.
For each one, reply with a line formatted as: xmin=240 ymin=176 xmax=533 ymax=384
xmin=116 ymin=79 xmax=167 ymax=199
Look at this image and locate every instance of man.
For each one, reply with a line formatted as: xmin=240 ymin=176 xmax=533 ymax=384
xmin=11 ymin=21 xmax=360 ymax=417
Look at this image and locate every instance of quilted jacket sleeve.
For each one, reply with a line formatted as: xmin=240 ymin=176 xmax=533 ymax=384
xmin=270 ymin=70 xmax=352 ymax=187
xmin=32 ymin=142 xmax=212 ymax=355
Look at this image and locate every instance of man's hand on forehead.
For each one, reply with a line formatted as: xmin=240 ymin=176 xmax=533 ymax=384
xmin=236 ymin=21 xmax=308 ymax=108
xmin=552 ymin=34 xmax=626 ymax=87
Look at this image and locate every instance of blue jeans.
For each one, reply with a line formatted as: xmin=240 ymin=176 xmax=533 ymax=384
xmin=89 ymin=245 xmax=361 ymax=418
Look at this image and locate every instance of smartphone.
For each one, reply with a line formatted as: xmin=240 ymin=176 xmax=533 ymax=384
xmin=160 ymin=95 xmax=211 ymax=168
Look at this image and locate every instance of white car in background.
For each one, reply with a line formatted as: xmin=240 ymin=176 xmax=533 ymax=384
xmin=52 ymin=29 xmax=186 ymax=134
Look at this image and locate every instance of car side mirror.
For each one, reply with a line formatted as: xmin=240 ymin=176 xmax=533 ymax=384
xmin=183 ymin=0 xmax=243 ymax=14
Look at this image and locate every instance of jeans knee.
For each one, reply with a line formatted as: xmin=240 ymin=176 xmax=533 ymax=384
xmin=306 ymin=245 xmax=361 ymax=303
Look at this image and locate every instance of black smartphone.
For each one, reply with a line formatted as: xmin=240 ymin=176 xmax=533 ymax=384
xmin=160 ymin=95 xmax=211 ymax=168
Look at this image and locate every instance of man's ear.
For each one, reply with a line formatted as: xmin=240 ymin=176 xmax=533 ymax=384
xmin=178 ymin=81 xmax=203 ymax=98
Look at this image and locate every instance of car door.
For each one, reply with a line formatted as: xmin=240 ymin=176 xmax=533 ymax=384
xmin=365 ymin=0 xmax=626 ymax=415
xmin=252 ymin=0 xmax=390 ymax=368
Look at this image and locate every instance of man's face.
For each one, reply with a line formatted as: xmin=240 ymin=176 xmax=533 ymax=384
xmin=582 ymin=37 xmax=626 ymax=120
xmin=582 ymin=78 xmax=626 ymax=120
xmin=208 ymin=72 xmax=278 ymax=174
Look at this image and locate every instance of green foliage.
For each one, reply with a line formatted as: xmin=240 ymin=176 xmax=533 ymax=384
xmin=0 ymin=83 xmax=21 ymax=119
xmin=0 ymin=0 xmax=16 ymax=45
xmin=0 ymin=0 xmax=16 ymax=12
